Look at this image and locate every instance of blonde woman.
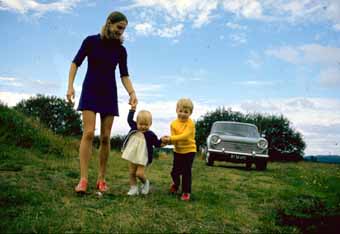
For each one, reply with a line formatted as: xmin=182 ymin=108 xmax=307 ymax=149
xmin=66 ymin=11 xmax=137 ymax=193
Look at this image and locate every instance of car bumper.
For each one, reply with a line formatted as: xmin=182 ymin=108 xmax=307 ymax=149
xmin=208 ymin=149 xmax=268 ymax=158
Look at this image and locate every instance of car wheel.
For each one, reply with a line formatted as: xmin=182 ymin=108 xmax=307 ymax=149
xmin=206 ymin=152 xmax=214 ymax=166
xmin=255 ymin=158 xmax=267 ymax=170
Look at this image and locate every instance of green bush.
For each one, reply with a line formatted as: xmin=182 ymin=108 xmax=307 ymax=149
xmin=14 ymin=94 xmax=82 ymax=137
xmin=93 ymin=134 xmax=126 ymax=150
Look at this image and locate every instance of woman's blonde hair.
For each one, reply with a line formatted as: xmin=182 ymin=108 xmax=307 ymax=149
xmin=100 ymin=11 xmax=128 ymax=42
xmin=137 ymin=110 xmax=152 ymax=125
xmin=176 ymin=98 xmax=194 ymax=113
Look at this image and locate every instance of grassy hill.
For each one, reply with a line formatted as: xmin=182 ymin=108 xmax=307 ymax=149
xmin=1 ymin=104 xmax=340 ymax=233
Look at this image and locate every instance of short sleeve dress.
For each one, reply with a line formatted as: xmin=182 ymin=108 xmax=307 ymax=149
xmin=72 ymin=34 xmax=129 ymax=116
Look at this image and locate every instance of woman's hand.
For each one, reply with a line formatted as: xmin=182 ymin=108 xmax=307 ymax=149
xmin=129 ymin=91 xmax=138 ymax=107
xmin=66 ymin=87 xmax=75 ymax=104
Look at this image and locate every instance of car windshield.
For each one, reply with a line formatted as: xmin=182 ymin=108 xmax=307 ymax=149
xmin=211 ymin=123 xmax=260 ymax=138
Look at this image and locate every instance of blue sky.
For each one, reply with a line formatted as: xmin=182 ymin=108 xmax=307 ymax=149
xmin=1 ymin=0 xmax=340 ymax=155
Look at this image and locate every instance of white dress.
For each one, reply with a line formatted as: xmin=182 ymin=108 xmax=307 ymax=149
xmin=122 ymin=132 xmax=148 ymax=166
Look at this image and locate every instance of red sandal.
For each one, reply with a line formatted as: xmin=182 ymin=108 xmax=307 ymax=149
xmin=96 ymin=180 xmax=108 ymax=192
xmin=75 ymin=178 xmax=88 ymax=193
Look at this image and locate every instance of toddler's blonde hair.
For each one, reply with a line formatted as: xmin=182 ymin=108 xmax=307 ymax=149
xmin=176 ymin=98 xmax=194 ymax=113
xmin=137 ymin=110 xmax=152 ymax=125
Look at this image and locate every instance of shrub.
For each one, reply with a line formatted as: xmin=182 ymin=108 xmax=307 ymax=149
xmin=14 ymin=94 xmax=82 ymax=137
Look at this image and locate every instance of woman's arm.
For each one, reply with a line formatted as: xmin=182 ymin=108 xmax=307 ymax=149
xmin=121 ymin=76 xmax=138 ymax=107
xmin=66 ymin=63 xmax=78 ymax=104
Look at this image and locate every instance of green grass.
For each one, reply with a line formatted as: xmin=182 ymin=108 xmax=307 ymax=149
xmin=1 ymin=103 xmax=340 ymax=233
xmin=1 ymin=146 xmax=340 ymax=233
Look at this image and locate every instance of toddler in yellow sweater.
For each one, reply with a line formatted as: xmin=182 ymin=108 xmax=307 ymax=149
xmin=162 ymin=98 xmax=196 ymax=201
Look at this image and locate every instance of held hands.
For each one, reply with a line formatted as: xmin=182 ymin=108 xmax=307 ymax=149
xmin=161 ymin=136 xmax=171 ymax=145
xmin=130 ymin=102 xmax=137 ymax=110
xmin=129 ymin=91 xmax=138 ymax=109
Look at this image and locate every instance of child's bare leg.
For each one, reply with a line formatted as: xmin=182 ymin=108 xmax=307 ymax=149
xmin=129 ymin=163 xmax=138 ymax=186
xmin=136 ymin=165 xmax=146 ymax=183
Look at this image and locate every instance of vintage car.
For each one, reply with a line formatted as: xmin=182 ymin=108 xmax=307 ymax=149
xmin=204 ymin=121 xmax=269 ymax=170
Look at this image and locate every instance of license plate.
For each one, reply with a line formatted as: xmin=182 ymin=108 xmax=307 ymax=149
xmin=230 ymin=154 xmax=246 ymax=160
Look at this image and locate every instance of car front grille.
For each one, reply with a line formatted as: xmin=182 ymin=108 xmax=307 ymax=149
xmin=213 ymin=141 xmax=263 ymax=154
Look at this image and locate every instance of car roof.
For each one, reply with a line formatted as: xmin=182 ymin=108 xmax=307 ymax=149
xmin=213 ymin=121 xmax=257 ymax=128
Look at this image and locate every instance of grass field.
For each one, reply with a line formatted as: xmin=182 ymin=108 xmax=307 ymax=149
xmin=1 ymin=144 xmax=340 ymax=233
xmin=1 ymin=104 xmax=340 ymax=233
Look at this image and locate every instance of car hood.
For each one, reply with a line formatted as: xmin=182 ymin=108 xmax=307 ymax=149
xmin=216 ymin=135 xmax=263 ymax=144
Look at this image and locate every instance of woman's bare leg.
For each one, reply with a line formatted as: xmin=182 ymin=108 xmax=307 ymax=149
xmin=97 ymin=114 xmax=114 ymax=181
xmin=79 ymin=110 xmax=96 ymax=180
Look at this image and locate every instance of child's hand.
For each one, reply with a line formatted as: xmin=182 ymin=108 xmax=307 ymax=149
xmin=161 ymin=136 xmax=170 ymax=144
xmin=130 ymin=102 xmax=137 ymax=110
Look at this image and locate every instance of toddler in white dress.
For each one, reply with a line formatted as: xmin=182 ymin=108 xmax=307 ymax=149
xmin=122 ymin=106 xmax=164 ymax=195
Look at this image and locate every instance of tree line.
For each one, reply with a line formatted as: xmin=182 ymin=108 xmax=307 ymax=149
xmin=13 ymin=95 xmax=305 ymax=161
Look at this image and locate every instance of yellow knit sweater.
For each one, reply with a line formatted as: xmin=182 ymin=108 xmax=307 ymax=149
xmin=170 ymin=118 xmax=197 ymax=154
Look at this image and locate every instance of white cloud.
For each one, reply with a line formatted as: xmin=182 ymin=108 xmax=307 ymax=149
xmin=131 ymin=0 xmax=219 ymax=27
xmin=319 ymin=67 xmax=340 ymax=87
xmin=134 ymin=22 xmax=184 ymax=38
xmin=0 ymin=76 xmax=16 ymax=81
xmin=266 ymin=44 xmax=340 ymax=88
xmin=0 ymin=0 xmax=81 ymax=16
xmin=229 ymin=32 xmax=247 ymax=46
xmin=135 ymin=22 xmax=154 ymax=36
xmin=222 ymin=0 xmax=263 ymax=19
xmin=324 ymin=0 xmax=340 ymax=23
xmin=265 ymin=46 xmax=300 ymax=64
xmin=157 ymin=24 xmax=184 ymax=38
xmin=0 ymin=74 xmax=60 ymax=94
xmin=226 ymin=22 xmax=248 ymax=30
xmin=117 ymin=82 xmax=163 ymax=101
xmin=128 ymin=0 xmax=340 ymax=38
xmin=246 ymin=51 xmax=263 ymax=69
xmin=233 ymin=81 xmax=273 ymax=86
xmin=0 ymin=91 xmax=33 ymax=106
xmin=333 ymin=23 xmax=340 ymax=31
xmin=299 ymin=44 xmax=340 ymax=65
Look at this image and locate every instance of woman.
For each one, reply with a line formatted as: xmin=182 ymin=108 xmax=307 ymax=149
xmin=66 ymin=11 xmax=137 ymax=193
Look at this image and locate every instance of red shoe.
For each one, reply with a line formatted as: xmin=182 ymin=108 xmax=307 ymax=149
xmin=96 ymin=180 xmax=108 ymax=192
xmin=169 ymin=184 xmax=178 ymax=194
xmin=181 ymin=193 xmax=190 ymax=201
xmin=75 ymin=178 xmax=88 ymax=193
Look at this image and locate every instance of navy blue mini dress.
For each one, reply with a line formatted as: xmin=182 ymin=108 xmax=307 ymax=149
xmin=72 ymin=34 xmax=129 ymax=116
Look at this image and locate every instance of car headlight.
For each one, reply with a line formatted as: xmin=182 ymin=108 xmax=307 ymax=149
xmin=257 ymin=139 xmax=268 ymax=149
xmin=210 ymin=135 xmax=221 ymax=145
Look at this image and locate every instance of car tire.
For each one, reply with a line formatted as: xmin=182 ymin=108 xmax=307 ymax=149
xmin=206 ymin=152 xmax=214 ymax=166
xmin=255 ymin=158 xmax=267 ymax=170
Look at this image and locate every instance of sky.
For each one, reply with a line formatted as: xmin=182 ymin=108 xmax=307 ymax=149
xmin=0 ymin=0 xmax=340 ymax=156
